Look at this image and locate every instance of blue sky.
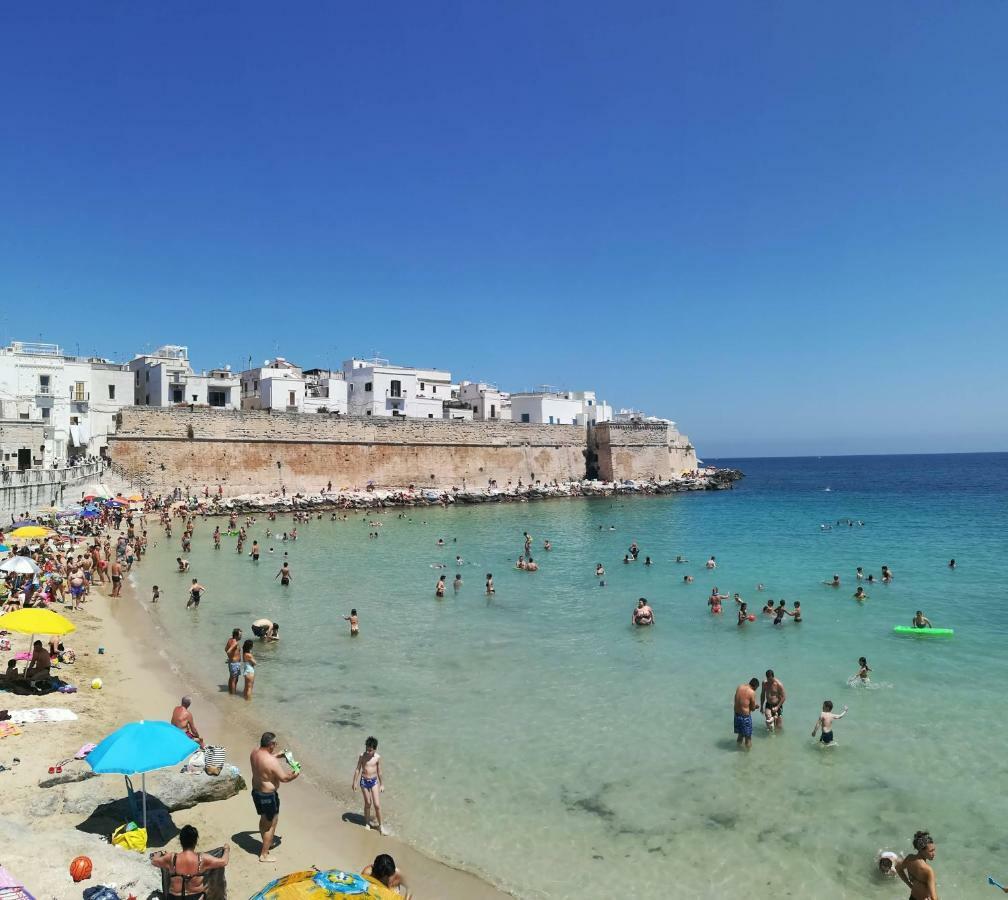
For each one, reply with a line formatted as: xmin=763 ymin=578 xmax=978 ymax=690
xmin=1 ymin=3 xmax=1006 ymax=456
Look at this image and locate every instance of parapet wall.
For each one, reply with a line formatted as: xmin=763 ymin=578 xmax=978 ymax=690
xmin=109 ymin=407 xmax=588 ymax=496
xmin=592 ymin=422 xmax=697 ymax=482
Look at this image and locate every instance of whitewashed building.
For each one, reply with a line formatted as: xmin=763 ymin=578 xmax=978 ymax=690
xmin=129 ymin=345 xmax=240 ymax=409
xmin=342 ymin=358 xmax=450 ymax=419
xmin=0 ymin=341 xmax=132 ymax=468
xmin=459 ymin=382 xmax=512 ymax=421
xmin=613 ymin=408 xmax=672 ymax=425
xmin=510 ymin=390 xmax=613 ymax=426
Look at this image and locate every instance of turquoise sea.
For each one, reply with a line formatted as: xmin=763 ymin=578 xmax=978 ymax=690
xmin=136 ymin=453 xmax=1008 ymax=899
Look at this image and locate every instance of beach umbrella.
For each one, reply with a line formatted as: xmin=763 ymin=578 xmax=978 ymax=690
xmin=78 ymin=508 xmax=100 ymax=519
xmin=249 ymin=869 xmax=373 ymax=899
xmin=0 ymin=557 xmax=41 ymax=576
xmin=0 ymin=608 xmax=75 ymax=636
xmin=87 ymin=721 xmax=198 ymax=830
xmin=9 ymin=526 xmax=52 ymax=540
xmin=127 ymin=495 xmax=144 ymax=502
xmin=9 ymin=519 xmax=38 ymax=529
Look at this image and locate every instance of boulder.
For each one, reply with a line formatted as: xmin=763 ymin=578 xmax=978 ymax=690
xmin=146 ymin=768 xmax=246 ymax=811
xmin=38 ymin=767 xmax=98 ymax=789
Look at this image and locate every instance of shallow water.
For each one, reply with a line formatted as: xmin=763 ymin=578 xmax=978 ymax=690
xmin=137 ymin=453 xmax=1007 ymax=899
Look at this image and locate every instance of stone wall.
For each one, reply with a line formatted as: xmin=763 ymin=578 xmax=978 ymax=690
xmin=592 ymin=422 xmax=697 ymax=482
xmin=109 ymin=407 xmax=588 ymax=495
xmin=0 ymin=460 xmax=108 ymax=518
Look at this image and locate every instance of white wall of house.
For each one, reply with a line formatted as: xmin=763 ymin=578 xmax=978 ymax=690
xmin=510 ymin=390 xmax=613 ymax=426
xmin=459 ymin=382 xmax=512 ymax=421
xmin=343 ymin=358 xmax=452 ymax=419
xmin=129 ymin=346 xmax=238 ymax=409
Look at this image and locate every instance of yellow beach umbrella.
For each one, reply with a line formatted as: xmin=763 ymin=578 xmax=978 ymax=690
xmin=9 ymin=526 xmax=53 ymax=540
xmin=0 ymin=608 xmax=76 ymax=636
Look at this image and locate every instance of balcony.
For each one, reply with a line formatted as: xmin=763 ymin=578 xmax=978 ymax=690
xmin=385 ymin=391 xmax=405 ymax=405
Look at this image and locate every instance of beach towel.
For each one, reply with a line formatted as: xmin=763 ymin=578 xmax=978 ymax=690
xmin=0 ymin=865 xmax=34 ymax=900
xmin=9 ymin=708 xmax=77 ymax=724
xmin=75 ymin=741 xmax=96 ymax=759
xmin=0 ymin=723 xmax=21 ymax=738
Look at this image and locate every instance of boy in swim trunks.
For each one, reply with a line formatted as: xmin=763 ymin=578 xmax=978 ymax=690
xmin=352 ymin=736 xmax=386 ymax=833
xmin=811 ymin=700 xmax=847 ymax=745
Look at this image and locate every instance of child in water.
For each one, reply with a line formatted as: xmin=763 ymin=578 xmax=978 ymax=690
xmin=857 ymin=657 xmax=871 ymax=682
xmin=812 ymin=700 xmax=848 ymax=745
xmin=344 ymin=609 xmax=359 ymax=636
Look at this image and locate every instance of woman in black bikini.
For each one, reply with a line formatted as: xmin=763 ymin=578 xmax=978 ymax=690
xmin=150 ymin=825 xmax=229 ymax=900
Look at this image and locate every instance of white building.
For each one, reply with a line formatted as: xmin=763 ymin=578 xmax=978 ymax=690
xmin=342 ymin=357 xmax=450 ymax=419
xmin=0 ymin=341 xmax=132 ymax=468
xmin=510 ymin=389 xmax=613 ymax=426
xmin=129 ymin=345 xmax=240 ymax=409
xmin=459 ymin=381 xmax=512 ymax=421
xmin=303 ymin=368 xmax=348 ymax=416
xmin=613 ymin=408 xmax=673 ymax=425
xmin=239 ymin=359 xmax=348 ymax=415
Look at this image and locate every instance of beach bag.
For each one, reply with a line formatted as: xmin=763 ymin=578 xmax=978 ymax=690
xmin=204 ymin=745 xmax=226 ymax=775
xmin=184 ymin=749 xmax=206 ymax=773
xmin=111 ymin=822 xmax=148 ymax=852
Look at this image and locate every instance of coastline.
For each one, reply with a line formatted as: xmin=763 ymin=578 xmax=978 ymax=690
xmin=107 ymin=568 xmax=515 ymax=899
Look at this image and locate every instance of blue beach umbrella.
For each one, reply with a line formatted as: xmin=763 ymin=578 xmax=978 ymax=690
xmin=9 ymin=519 xmax=37 ymax=529
xmin=78 ymin=508 xmax=100 ymax=519
xmin=88 ymin=720 xmax=198 ymax=830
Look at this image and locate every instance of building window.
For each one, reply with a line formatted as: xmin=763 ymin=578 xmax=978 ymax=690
xmin=366 ymin=409 xmax=371 ymax=416
xmin=572 ymin=418 xmax=577 ymax=425
xmin=548 ymin=415 xmax=555 ymax=424
xmin=490 ymin=404 xmax=496 ymax=418
xmin=419 ymin=382 xmax=425 ymax=391
xmin=432 ymin=385 xmax=437 ymax=394
xmin=288 ymin=391 xmax=296 ymax=407
xmin=145 ymin=393 xmax=150 ymax=405
xmin=145 ymin=371 xmax=149 ymax=383
xmin=348 ymin=383 xmax=354 ymax=393
xmin=108 ymin=384 xmax=115 ymax=400
xmin=208 ymin=390 xmax=227 ymax=407
xmin=38 ymin=374 xmax=51 ymax=395
xmin=19 ymin=413 xmax=28 ymax=420
xmin=428 ymin=413 xmax=433 ymax=419
xmin=73 ymin=382 xmax=86 ymax=401
xmin=521 ymin=413 xmax=530 ymax=423
xmin=391 ymin=409 xmax=400 ymax=417
xmin=364 ymin=382 xmax=373 ymax=392
xmin=587 ymin=399 xmax=593 ymax=406
xmin=192 ymin=394 xmax=198 ymax=403
xmin=41 ymin=407 xmax=50 ymax=420
xmin=70 ymin=416 xmax=79 ymax=425
xmin=135 ymin=371 xmax=139 ymax=384
xmin=171 ymin=387 xmax=184 ymax=403
xmin=390 ymin=379 xmax=401 ymax=398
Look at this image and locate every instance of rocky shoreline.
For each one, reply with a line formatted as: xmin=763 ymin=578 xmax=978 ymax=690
xmin=183 ymin=469 xmax=744 ymax=513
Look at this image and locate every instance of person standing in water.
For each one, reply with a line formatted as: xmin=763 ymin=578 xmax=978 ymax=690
xmin=733 ymin=678 xmax=759 ymax=749
xmin=632 ymin=598 xmax=654 ymax=626
xmin=275 ymin=562 xmax=291 ymax=586
xmin=435 ymin=575 xmax=446 ymax=598
xmin=186 ymin=578 xmax=206 ymax=609
xmin=225 ymin=628 xmax=242 ymax=695
xmin=485 ymin=573 xmax=494 ymax=595
xmin=761 ymin=670 xmax=786 ymax=730
xmin=896 ymin=830 xmax=939 ymax=900
xmin=811 ymin=700 xmax=847 ymax=745
xmin=344 ymin=609 xmax=359 ymax=636
xmin=352 ymin=736 xmax=386 ymax=834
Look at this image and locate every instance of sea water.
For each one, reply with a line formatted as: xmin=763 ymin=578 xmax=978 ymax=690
xmin=136 ymin=453 xmax=1008 ymax=899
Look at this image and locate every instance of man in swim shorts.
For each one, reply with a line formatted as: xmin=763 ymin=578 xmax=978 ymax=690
xmin=352 ymin=735 xmax=386 ymax=834
xmin=250 ymin=731 xmax=300 ymax=862
xmin=187 ymin=578 xmax=205 ymax=609
xmin=733 ymin=678 xmax=759 ymax=749
xmin=225 ymin=628 xmax=242 ymax=695
xmin=761 ymin=669 xmax=786 ymax=730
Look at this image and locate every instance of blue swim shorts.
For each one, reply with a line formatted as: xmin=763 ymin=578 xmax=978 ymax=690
xmin=734 ymin=713 xmax=753 ymax=738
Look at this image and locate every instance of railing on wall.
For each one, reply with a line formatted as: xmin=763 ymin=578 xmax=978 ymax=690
xmin=0 ymin=460 xmax=106 ymax=486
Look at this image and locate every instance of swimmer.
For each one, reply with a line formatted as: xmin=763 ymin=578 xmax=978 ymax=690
xmin=644 ymin=556 xmax=652 ymax=566
xmin=792 ymin=601 xmax=802 ymax=622
xmin=516 ymin=557 xmax=526 ymax=570
xmin=811 ymin=700 xmax=847 ymax=745
xmin=772 ymin=600 xmax=788 ymax=624
xmin=675 ymin=555 xmax=687 ymax=563
xmin=867 ymin=573 xmax=875 ymax=584
xmin=761 ymin=670 xmax=785 ymax=729
xmin=708 ymin=593 xmax=722 ymax=614
xmin=856 ymin=566 xmax=864 ymax=581
xmin=485 ymin=573 xmax=494 ymax=595
xmin=683 ymin=574 xmax=694 ymax=584
xmin=947 ymin=558 xmax=956 ymax=569
xmin=543 ymin=540 xmax=551 ymax=551
xmin=628 ymin=541 xmax=639 ymax=560
xmin=856 ymin=656 xmax=871 ymax=682
xmin=453 ymin=573 xmax=462 ymax=591
xmin=712 ymin=587 xmax=729 ymax=604
xmin=595 ymin=564 xmax=605 ymax=577
xmin=737 ymin=602 xmax=750 ymax=626
xmin=853 ymin=586 xmax=867 ymax=601
xmin=525 ymin=557 xmax=538 ymax=572
xmin=705 ymin=556 xmax=716 ymax=569
xmin=344 ymin=609 xmax=359 ymax=636
xmin=435 ymin=575 xmax=446 ymax=597
xmin=826 ymin=574 xmax=841 ymax=587
xmin=876 ymin=850 xmax=902 ymax=878
xmin=623 ymin=554 xmax=631 ymax=564
xmin=761 ymin=601 xmax=775 ymax=615
xmin=455 ymin=555 xmax=463 ymax=566
xmin=176 ymin=557 xmax=190 ymax=572
xmin=912 ymin=610 xmax=932 ymax=628
xmin=756 ymin=583 xmax=765 ymax=591
xmin=632 ymin=598 xmax=654 ymax=626
xmin=882 ymin=564 xmax=893 ymax=583
xmin=436 ymin=538 xmax=445 ymax=547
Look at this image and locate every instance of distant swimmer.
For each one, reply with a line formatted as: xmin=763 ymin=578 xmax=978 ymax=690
xmin=675 ymin=555 xmax=688 ymax=563
xmin=882 ymin=565 xmax=893 ymax=583
xmin=706 ymin=556 xmax=717 ymax=569
xmin=912 ymin=610 xmax=932 ymax=628
xmin=876 ymin=850 xmax=902 ymax=879
xmin=683 ymin=575 xmax=694 ymax=584
xmin=543 ymin=540 xmax=552 ymax=551
xmin=275 ymin=562 xmax=292 ymax=586
xmin=811 ymin=700 xmax=847 ymax=746
xmin=644 ymin=556 xmax=652 ymax=566
xmin=344 ymin=609 xmax=359 ymax=636
xmin=826 ymin=574 xmax=841 ymax=587
xmin=595 ymin=564 xmax=605 ymax=577
xmin=756 ymin=583 xmax=765 ymax=591
xmin=628 ymin=541 xmax=639 ymax=560
xmin=867 ymin=573 xmax=876 ymax=584
xmin=485 ymin=573 xmax=494 ymax=595
xmin=455 ymin=555 xmax=463 ymax=566
xmin=948 ymin=558 xmax=956 ymax=569
xmin=856 ymin=657 xmax=871 ymax=682
xmin=437 ymin=538 xmax=445 ymax=547
xmin=896 ymin=831 xmax=938 ymax=900
xmin=632 ymin=598 xmax=654 ymax=626
xmin=733 ymin=678 xmax=760 ymax=750
xmin=853 ymin=586 xmax=867 ymax=601
xmin=177 ymin=557 xmax=190 ymax=572
xmin=762 ymin=601 xmax=775 ymax=615
xmin=525 ymin=557 xmax=538 ymax=572
xmin=453 ymin=574 xmax=462 ymax=592
xmin=623 ymin=554 xmax=631 ymax=564
xmin=435 ymin=575 xmax=446 ymax=597
xmin=856 ymin=567 xmax=864 ymax=581
xmin=792 ymin=601 xmax=802 ymax=622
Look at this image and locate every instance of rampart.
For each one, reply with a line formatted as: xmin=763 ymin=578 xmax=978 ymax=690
xmin=591 ymin=422 xmax=697 ymax=482
xmin=109 ymin=408 xmax=588 ymax=496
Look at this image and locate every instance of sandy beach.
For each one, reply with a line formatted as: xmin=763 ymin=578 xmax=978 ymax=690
xmin=0 ymin=542 xmax=510 ymax=899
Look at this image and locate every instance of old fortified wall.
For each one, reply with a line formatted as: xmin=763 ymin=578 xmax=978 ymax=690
xmin=591 ymin=422 xmax=697 ymax=482
xmin=109 ymin=408 xmax=699 ymax=495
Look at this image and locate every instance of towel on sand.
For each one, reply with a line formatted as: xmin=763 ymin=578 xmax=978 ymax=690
xmin=9 ymin=708 xmax=77 ymax=724
xmin=0 ymin=723 xmax=21 ymax=738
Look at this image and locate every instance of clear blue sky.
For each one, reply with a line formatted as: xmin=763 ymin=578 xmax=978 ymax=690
xmin=2 ymin=3 xmax=1006 ymax=457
